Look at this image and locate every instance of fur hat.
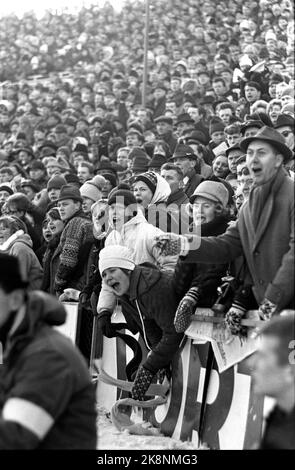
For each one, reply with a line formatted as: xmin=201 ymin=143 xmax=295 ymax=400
xmin=99 ymin=245 xmax=136 ymax=275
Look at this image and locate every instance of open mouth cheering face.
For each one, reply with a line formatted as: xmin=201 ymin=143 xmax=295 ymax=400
xmin=101 ymin=267 xmax=130 ymax=296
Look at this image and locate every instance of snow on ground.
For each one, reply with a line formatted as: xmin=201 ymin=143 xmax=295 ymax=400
xmin=97 ymin=406 xmax=200 ymax=450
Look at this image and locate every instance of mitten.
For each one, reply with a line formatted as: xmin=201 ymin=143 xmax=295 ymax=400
xmin=155 ymin=233 xmax=190 ymax=257
xmin=258 ymin=298 xmax=277 ymax=320
xmin=174 ymin=287 xmax=201 ymax=333
xmin=97 ymin=311 xmax=117 ymax=338
xmin=225 ymin=302 xmax=247 ymax=336
xmin=131 ymin=365 xmax=155 ymax=401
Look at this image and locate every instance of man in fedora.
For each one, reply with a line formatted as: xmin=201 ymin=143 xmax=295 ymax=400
xmin=156 ymin=127 xmax=294 ymax=335
xmin=170 ymin=143 xmax=204 ymax=198
xmin=0 ymin=253 xmax=97 ymax=449
xmin=175 ymin=113 xmax=195 ymax=138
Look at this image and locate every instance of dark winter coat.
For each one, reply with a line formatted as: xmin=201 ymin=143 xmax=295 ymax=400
xmin=0 ymin=291 xmax=97 ymax=449
xmin=174 ymin=215 xmax=229 ymax=306
xmin=183 ymin=168 xmax=204 ymax=198
xmin=119 ymin=264 xmax=183 ymax=374
xmin=161 ymin=130 xmax=178 ymax=154
xmin=186 ymin=168 xmax=294 ymax=310
xmin=41 ymin=234 xmax=61 ymax=294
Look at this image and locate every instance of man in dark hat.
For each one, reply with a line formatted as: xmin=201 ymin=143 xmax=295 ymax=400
xmin=154 ymin=115 xmax=177 ymax=154
xmin=126 ymin=129 xmax=145 ymax=149
xmin=38 ymin=140 xmax=57 ymax=159
xmin=240 ymin=119 xmax=264 ymax=138
xmin=157 ymin=127 xmax=294 ymax=337
xmin=20 ymin=179 xmax=40 ymax=202
xmin=275 ymin=114 xmax=294 ymax=172
xmin=54 ymin=185 xmax=94 ymax=297
xmin=275 ymin=114 xmax=294 ymax=146
xmin=0 ymin=253 xmax=97 ymax=449
xmin=54 ymin=124 xmax=72 ymax=148
xmin=148 ymin=154 xmax=167 ymax=173
xmin=170 ymin=143 xmax=204 ymax=198
xmin=175 ymin=113 xmax=195 ymax=138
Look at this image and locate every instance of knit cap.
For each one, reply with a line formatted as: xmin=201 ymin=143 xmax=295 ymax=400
xmin=80 ymin=175 xmax=106 ymax=202
xmin=108 ymin=183 xmax=137 ymax=207
xmin=99 ymin=245 xmax=136 ymax=275
xmin=47 ymin=175 xmax=67 ymax=190
xmin=133 ymin=171 xmax=158 ymax=195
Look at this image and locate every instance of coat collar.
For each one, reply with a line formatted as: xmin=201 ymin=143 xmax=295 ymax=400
xmin=244 ymin=167 xmax=287 ymax=251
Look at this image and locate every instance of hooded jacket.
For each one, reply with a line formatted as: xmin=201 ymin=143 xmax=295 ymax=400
xmin=144 ymin=173 xmax=179 ymax=233
xmin=0 ymin=291 xmax=97 ymax=449
xmin=0 ymin=230 xmax=43 ymax=290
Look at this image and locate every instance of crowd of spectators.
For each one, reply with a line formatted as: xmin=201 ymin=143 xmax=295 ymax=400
xmin=0 ymin=0 xmax=294 ymax=435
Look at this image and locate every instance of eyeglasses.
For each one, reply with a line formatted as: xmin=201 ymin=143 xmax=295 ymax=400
xmin=280 ymin=130 xmax=292 ymax=138
xmin=237 ymin=167 xmax=250 ymax=177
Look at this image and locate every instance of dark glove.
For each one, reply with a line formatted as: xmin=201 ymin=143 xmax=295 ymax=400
xmin=225 ymin=302 xmax=247 ymax=336
xmin=174 ymin=287 xmax=201 ymax=333
xmin=97 ymin=311 xmax=117 ymax=338
xmin=258 ymin=298 xmax=277 ymax=320
xmin=131 ymin=365 xmax=155 ymax=401
xmin=79 ymin=292 xmax=91 ymax=309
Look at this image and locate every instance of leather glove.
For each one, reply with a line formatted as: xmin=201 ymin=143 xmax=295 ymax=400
xmin=174 ymin=287 xmax=201 ymax=333
xmin=225 ymin=302 xmax=247 ymax=336
xmin=258 ymin=298 xmax=277 ymax=320
xmin=97 ymin=311 xmax=117 ymax=338
xmin=154 ymin=233 xmax=191 ymax=257
xmin=131 ymin=365 xmax=155 ymax=401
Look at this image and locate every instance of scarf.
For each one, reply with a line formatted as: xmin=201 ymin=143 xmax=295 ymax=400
xmin=248 ymin=167 xmax=284 ymax=231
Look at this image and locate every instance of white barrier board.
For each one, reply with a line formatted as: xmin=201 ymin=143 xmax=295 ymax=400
xmin=55 ymin=302 xmax=79 ymax=343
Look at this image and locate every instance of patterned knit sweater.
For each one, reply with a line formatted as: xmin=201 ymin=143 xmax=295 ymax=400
xmin=54 ymin=210 xmax=94 ymax=294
